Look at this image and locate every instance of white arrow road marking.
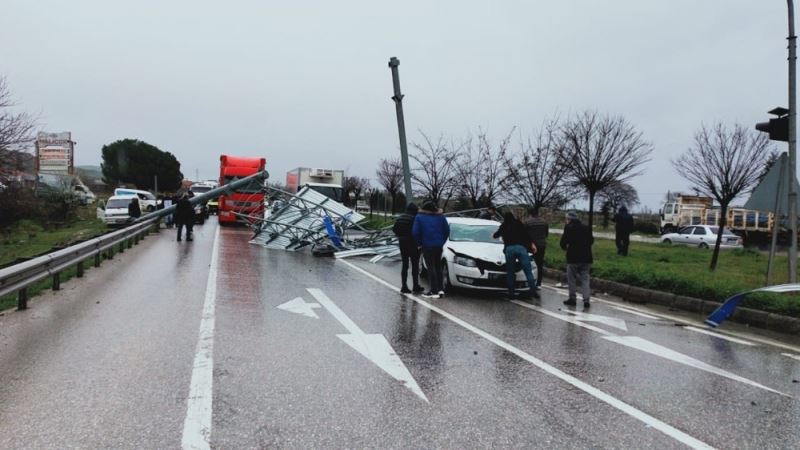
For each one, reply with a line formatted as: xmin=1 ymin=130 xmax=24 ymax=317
xmin=511 ymin=301 xmax=614 ymax=336
xmin=564 ymin=310 xmax=629 ymax=332
xmin=609 ymin=305 xmax=660 ymax=320
xmin=277 ymin=297 xmax=322 ymax=319
xmin=604 ymin=336 xmax=788 ymax=397
xmin=306 ymin=288 xmax=428 ymax=402
xmin=684 ymin=326 xmax=757 ymax=346
xmin=782 ymin=353 xmax=800 ymax=361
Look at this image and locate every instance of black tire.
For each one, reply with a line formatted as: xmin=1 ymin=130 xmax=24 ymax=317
xmin=663 ymin=239 xmax=672 ymax=245
xmin=441 ymin=260 xmax=452 ymax=292
xmin=147 ymin=205 xmax=155 ymax=212
xmin=699 ymin=242 xmax=709 ymax=249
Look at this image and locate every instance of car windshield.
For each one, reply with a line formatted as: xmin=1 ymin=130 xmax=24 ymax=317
xmin=449 ymin=224 xmax=499 ymax=243
xmin=707 ymin=226 xmax=736 ymax=236
xmin=190 ymin=186 xmax=212 ymax=194
xmin=223 ymin=176 xmax=262 ymax=193
xmin=107 ymin=199 xmax=132 ymax=209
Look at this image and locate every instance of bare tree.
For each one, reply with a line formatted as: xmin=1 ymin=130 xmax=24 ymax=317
xmin=376 ymin=157 xmax=403 ymax=214
xmin=672 ymin=122 xmax=771 ymax=271
xmin=410 ymin=131 xmax=461 ymax=208
xmin=561 ymin=110 xmax=653 ymax=229
xmin=501 ymin=117 xmax=574 ymax=213
xmin=0 ymin=77 xmax=36 ymax=176
xmin=597 ymin=181 xmax=639 ymax=212
xmin=353 ymin=177 xmax=370 ymax=206
xmin=456 ymin=129 xmax=511 ymax=208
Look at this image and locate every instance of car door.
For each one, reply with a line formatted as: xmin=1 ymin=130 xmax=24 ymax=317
xmin=676 ymin=226 xmax=694 ymax=245
xmin=690 ymin=226 xmax=708 ymax=246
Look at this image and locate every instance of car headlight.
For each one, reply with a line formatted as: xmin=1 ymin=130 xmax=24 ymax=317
xmin=454 ymin=256 xmax=478 ymax=267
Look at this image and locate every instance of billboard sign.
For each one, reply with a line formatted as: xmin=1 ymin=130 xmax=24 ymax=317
xmin=36 ymin=131 xmax=74 ymax=174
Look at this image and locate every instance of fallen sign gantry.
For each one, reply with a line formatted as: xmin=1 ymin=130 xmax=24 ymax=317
xmin=249 ymin=186 xmax=400 ymax=255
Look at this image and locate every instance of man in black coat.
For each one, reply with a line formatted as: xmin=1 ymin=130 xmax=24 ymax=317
xmin=127 ymin=198 xmax=141 ymax=221
xmin=393 ymin=203 xmax=424 ymax=294
xmin=175 ymin=193 xmax=194 ymax=242
xmin=523 ymin=207 xmax=549 ymax=290
xmin=613 ymin=206 xmax=634 ymax=256
xmin=493 ymin=212 xmax=539 ymax=300
xmin=560 ymin=211 xmax=594 ymax=307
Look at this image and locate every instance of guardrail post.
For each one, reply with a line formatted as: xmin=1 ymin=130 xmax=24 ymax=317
xmin=107 ymin=247 xmax=114 ymax=260
xmin=18 ymin=288 xmax=27 ymax=310
xmin=127 ymin=238 xmax=133 ymax=249
xmin=134 ymin=234 xmax=139 ymax=245
xmin=52 ymin=273 xmax=60 ymax=291
xmin=77 ymin=260 xmax=84 ymax=278
xmin=119 ymin=241 xmax=125 ymax=253
xmin=94 ymin=253 xmax=101 ymax=267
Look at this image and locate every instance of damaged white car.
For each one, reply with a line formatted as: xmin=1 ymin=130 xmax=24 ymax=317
xmin=421 ymin=217 xmax=535 ymax=292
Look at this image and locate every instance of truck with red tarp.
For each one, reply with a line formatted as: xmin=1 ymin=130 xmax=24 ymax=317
xmin=218 ymin=155 xmax=266 ymax=225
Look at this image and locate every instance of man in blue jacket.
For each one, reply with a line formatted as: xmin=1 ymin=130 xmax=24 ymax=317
xmin=412 ymin=202 xmax=450 ymax=299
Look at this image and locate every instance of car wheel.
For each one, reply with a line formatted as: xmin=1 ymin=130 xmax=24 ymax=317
xmin=699 ymin=242 xmax=709 ymax=249
xmin=663 ymin=239 xmax=672 ymax=245
xmin=441 ymin=259 xmax=452 ymax=293
xmin=147 ymin=205 xmax=155 ymax=212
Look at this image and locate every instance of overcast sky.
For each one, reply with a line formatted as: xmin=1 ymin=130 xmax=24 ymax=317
xmin=0 ymin=0 xmax=789 ymax=210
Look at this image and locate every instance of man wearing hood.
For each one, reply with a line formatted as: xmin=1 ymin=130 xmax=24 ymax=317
xmin=613 ymin=206 xmax=634 ymax=256
xmin=493 ymin=211 xmax=539 ymax=300
xmin=393 ymin=203 xmax=424 ymax=294
xmin=412 ymin=202 xmax=450 ymax=299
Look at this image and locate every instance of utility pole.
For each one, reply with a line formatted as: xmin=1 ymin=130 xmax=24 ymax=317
xmin=788 ymin=0 xmax=797 ymax=282
xmin=388 ymin=57 xmax=414 ymax=202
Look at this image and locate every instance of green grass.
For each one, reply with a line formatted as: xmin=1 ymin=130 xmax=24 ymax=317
xmin=358 ymin=215 xmax=395 ymax=230
xmin=544 ymin=235 xmax=800 ymax=317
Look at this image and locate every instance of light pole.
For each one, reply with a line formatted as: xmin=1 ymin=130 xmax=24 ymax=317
xmin=788 ymin=0 xmax=797 ymax=281
xmin=388 ymin=57 xmax=414 ymax=202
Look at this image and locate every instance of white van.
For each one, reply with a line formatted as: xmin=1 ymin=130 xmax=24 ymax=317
xmin=102 ymin=195 xmax=142 ymax=226
xmin=113 ymin=188 xmax=157 ymax=211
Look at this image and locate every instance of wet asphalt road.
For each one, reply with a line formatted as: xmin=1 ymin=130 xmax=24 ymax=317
xmin=1 ymin=221 xmax=800 ymax=449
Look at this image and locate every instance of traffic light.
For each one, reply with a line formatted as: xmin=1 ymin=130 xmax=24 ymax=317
xmin=756 ymin=107 xmax=789 ymax=142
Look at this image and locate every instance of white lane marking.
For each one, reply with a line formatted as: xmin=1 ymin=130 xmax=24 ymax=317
xmin=782 ymin=353 xmax=800 ymax=361
xmin=610 ymin=305 xmax=660 ymax=320
xmin=306 ymin=288 xmax=428 ymax=402
xmin=565 ymin=310 xmax=629 ymax=332
xmin=603 ymin=336 xmax=787 ymax=397
xmin=340 ymin=260 xmax=714 ymax=450
xmin=182 ymin=226 xmax=221 ymax=450
xmin=277 ymin=297 xmax=322 ymax=319
xmin=543 ymin=284 xmax=800 ymax=354
xmin=684 ymin=326 xmax=757 ymax=347
xmin=511 ymin=301 xmax=614 ymax=336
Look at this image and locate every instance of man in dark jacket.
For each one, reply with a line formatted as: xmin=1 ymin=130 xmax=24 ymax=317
xmin=127 ymin=198 xmax=141 ymax=222
xmin=493 ymin=212 xmax=539 ymax=300
xmin=175 ymin=193 xmax=194 ymax=242
xmin=412 ymin=202 xmax=450 ymax=299
xmin=393 ymin=203 xmax=424 ymax=294
xmin=523 ymin=207 xmax=549 ymax=290
xmin=560 ymin=211 xmax=594 ymax=307
xmin=613 ymin=206 xmax=634 ymax=256
xmin=479 ymin=204 xmax=498 ymax=221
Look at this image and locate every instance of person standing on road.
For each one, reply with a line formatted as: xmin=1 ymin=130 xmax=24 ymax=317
xmin=412 ymin=202 xmax=450 ymax=299
xmin=560 ymin=211 xmax=594 ymax=307
xmin=127 ymin=198 xmax=141 ymax=222
xmin=613 ymin=205 xmax=634 ymax=256
xmin=393 ymin=203 xmax=424 ymax=294
xmin=523 ymin=207 xmax=549 ymax=290
xmin=175 ymin=193 xmax=194 ymax=242
xmin=493 ymin=211 xmax=539 ymax=300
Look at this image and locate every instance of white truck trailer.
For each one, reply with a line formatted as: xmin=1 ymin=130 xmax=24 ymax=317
xmin=285 ymin=167 xmax=345 ymax=202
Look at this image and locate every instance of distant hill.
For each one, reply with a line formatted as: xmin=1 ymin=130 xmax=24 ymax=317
xmin=75 ymin=165 xmax=103 ymax=182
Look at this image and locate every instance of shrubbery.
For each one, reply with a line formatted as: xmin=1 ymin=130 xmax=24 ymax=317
xmin=0 ymin=185 xmax=79 ymax=229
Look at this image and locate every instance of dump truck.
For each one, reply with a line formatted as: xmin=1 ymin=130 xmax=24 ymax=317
xmin=660 ymin=193 xmax=773 ymax=234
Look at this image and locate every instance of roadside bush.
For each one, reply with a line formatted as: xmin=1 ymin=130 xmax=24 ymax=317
xmin=0 ymin=186 xmax=44 ymax=228
xmin=633 ymin=220 xmax=660 ymax=235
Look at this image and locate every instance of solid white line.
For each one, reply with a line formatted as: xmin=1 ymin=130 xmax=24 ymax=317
xmin=782 ymin=353 xmax=800 ymax=361
xmin=684 ymin=326 xmax=757 ymax=346
xmin=182 ymin=226 xmax=221 ymax=450
xmin=339 ymin=260 xmax=714 ymax=450
xmin=610 ymin=305 xmax=660 ymax=320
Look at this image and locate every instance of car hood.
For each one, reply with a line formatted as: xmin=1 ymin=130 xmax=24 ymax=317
xmin=446 ymin=241 xmax=507 ymax=264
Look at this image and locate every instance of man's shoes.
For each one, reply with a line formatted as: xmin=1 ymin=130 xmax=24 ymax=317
xmin=177 ymin=237 xmax=182 ymax=242
xmin=422 ymin=292 xmax=438 ymax=299
xmin=412 ymin=286 xmax=425 ymax=293
xmin=505 ymin=292 xmax=519 ymax=301
xmin=563 ymin=299 xmax=577 ymax=306
xmin=583 ymin=300 xmax=591 ymax=308
xmin=530 ymin=290 xmax=541 ymax=299
xmin=400 ymin=286 xmax=412 ymax=294
xmin=438 ymin=290 xmax=445 ymax=298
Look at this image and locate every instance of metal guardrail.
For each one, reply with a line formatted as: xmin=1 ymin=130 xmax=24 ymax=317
xmin=0 ymin=218 xmax=159 ymax=310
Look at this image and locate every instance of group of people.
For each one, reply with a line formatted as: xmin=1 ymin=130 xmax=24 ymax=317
xmin=392 ymin=202 xmax=634 ymax=308
xmin=126 ymin=192 xmax=196 ymax=242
